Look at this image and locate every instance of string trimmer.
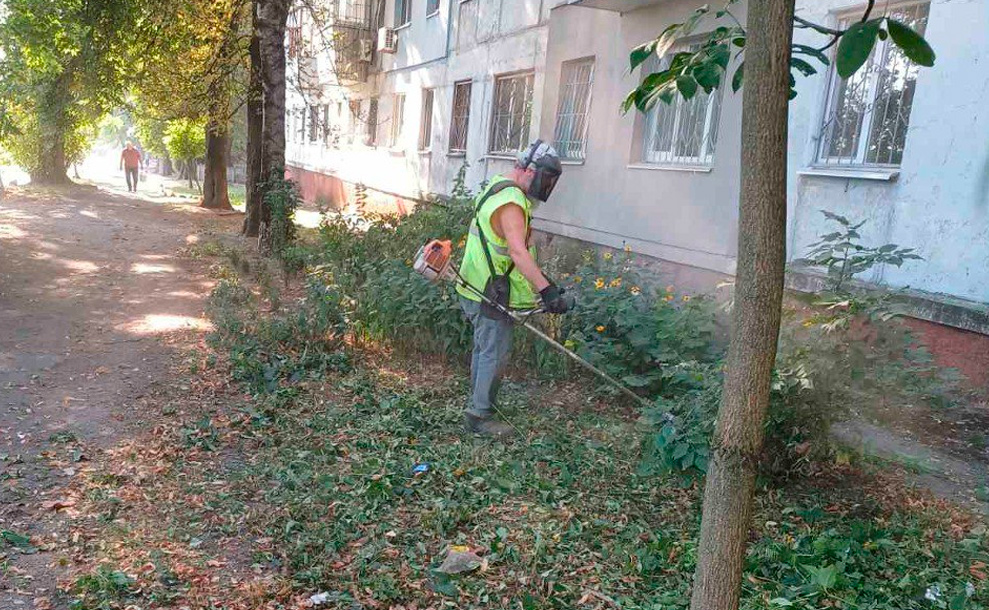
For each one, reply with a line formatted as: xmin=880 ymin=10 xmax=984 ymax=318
xmin=413 ymin=239 xmax=654 ymax=410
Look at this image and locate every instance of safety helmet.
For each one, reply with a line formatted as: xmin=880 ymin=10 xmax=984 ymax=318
xmin=516 ymin=139 xmax=562 ymax=202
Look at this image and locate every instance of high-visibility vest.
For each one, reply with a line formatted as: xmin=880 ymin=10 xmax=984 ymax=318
xmin=456 ymin=176 xmax=539 ymax=309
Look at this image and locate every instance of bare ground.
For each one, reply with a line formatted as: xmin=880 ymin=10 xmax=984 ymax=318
xmin=0 ymin=183 xmax=241 ymax=607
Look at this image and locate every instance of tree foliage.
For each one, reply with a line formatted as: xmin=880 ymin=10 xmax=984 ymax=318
xmin=623 ymin=0 xmax=934 ymax=112
xmin=0 ymin=0 xmax=143 ymax=181
xmin=164 ymin=118 xmax=206 ymax=165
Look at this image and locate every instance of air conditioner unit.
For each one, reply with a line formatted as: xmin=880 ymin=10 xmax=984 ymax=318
xmin=359 ymin=39 xmax=374 ymax=62
xmin=377 ymin=27 xmax=397 ymax=54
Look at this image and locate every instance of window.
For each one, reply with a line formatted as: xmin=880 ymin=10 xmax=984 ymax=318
xmin=642 ymin=46 xmax=723 ymax=166
xmin=297 ymin=107 xmax=306 ymax=143
xmin=553 ymin=58 xmax=595 ymax=160
xmin=489 ymin=71 xmax=534 ymax=155
xmin=419 ymin=89 xmax=434 ymax=150
xmin=309 ymin=106 xmax=319 ymax=143
xmin=390 ymin=93 xmax=406 ymax=147
xmin=394 ymin=0 xmax=411 ymax=27
xmin=449 ymin=80 xmax=472 ymax=153
xmin=426 ymin=0 xmax=440 ymax=15
xmin=322 ymin=105 xmax=330 ymax=145
xmin=287 ymin=9 xmax=302 ymax=58
xmin=817 ymin=2 xmax=929 ymax=167
xmin=367 ymin=98 xmax=379 ymax=146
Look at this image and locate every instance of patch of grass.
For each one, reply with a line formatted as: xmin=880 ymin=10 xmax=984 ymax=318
xmin=70 ymin=565 xmax=136 ymax=610
xmin=202 ymin=367 xmax=988 ymax=610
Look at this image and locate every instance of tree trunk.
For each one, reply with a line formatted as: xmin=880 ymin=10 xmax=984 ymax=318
xmin=162 ymin=153 xmax=173 ymax=176
xmin=257 ymin=0 xmax=289 ymax=253
xmin=243 ymin=0 xmax=264 ymax=237
xmin=202 ymin=122 xmax=233 ymax=210
xmin=31 ymin=132 xmax=70 ymax=185
xmin=188 ymin=160 xmax=195 ymax=189
xmin=688 ymin=1 xmax=794 ymax=610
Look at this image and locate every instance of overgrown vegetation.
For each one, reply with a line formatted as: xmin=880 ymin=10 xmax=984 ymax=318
xmin=202 ymin=171 xmax=963 ymax=487
xmin=60 ymin=194 xmax=986 ymax=610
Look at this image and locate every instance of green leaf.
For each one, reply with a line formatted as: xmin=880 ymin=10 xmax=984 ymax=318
xmin=886 ymin=18 xmax=936 ymax=67
xmin=1 ymin=530 xmax=32 ymax=548
xmin=693 ymin=62 xmax=722 ymax=92
xmin=676 ymin=75 xmax=698 ymax=99
xmin=731 ymin=63 xmax=744 ymax=93
xmin=836 ymin=19 xmax=882 ymax=78
xmin=629 ymin=39 xmax=658 ymax=72
xmin=790 ymin=56 xmax=817 ymax=77
xmin=792 ymin=43 xmax=829 ymax=65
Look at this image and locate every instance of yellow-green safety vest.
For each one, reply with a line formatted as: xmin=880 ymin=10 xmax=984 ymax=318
xmin=457 ymin=176 xmax=539 ymax=309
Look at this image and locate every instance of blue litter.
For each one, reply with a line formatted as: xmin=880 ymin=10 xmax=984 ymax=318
xmin=412 ymin=463 xmax=430 ymax=476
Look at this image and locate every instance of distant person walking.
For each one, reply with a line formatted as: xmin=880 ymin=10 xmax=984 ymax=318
xmin=120 ymin=141 xmax=142 ymax=192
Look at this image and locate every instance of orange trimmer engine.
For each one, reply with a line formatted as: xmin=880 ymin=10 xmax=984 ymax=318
xmin=413 ymin=239 xmax=455 ymax=283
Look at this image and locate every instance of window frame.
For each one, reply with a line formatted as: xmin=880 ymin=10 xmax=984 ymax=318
xmin=814 ymin=0 xmax=930 ymax=168
xmin=419 ymin=88 xmax=435 ymax=151
xmin=394 ymin=0 xmax=412 ymax=27
xmin=449 ymin=80 xmax=472 ymax=154
xmin=552 ymin=56 xmax=595 ymax=161
xmin=426 ymin=0 xmax=440 ymax=17
xmin=390 ymin=93 xmax=405 ymax=148
xmin=488 ymin=70 xmax=535 ymax=156
xmin=640 ymin=43 xmax=724 ymax=167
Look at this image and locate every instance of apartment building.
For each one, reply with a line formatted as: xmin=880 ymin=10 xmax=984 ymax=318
xmin=286 ymin=0 xmax=989 ymax=383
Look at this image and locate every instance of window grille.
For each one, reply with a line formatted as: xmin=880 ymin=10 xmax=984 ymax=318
xmin=419 ymin=89 xmax=434 ymax=150
xmin=309 ymin=106 xmax=319 ymax=143
xmin=449 ymin=80 xmax=472 ymax=153
xmin=390 ymin=93 xmax=405 ymax=147
xmin=489 ymin=71 xmax=534 ymax=155
xmin=817 ymin=1 xmax=929 ymax=167
xmin=643 ymin=46 xmax=723 ymax=166
xmin=553 ymin=58 xmax=595 ymax=160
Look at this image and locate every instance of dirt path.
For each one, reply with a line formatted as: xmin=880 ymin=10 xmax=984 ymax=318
xmin=0 ymin=183 xmax=240 ymax=607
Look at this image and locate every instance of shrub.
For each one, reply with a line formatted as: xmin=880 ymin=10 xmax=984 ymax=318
xmin=206 ymin=277 xmax=349 ymax=394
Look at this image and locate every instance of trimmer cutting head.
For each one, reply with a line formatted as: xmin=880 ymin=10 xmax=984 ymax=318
xmin=413 ymin=239 xmax=455 ymax=282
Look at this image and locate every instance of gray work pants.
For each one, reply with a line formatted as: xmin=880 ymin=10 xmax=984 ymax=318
xmin=460 ymin=297 xmax=514 ymax=419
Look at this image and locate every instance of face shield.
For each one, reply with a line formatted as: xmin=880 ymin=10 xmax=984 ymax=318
xmin=517 ymin=140 xmax=563 ymax=202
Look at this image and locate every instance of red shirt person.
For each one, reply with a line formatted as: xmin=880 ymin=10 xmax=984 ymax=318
xmin=119 ymin=142 xmax=142 ymax=192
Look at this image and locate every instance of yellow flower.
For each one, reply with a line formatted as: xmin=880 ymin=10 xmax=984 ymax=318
xmin=663 ymin=294 xmax=674 ymax=302
xmin=665 ymin=285 xmax=675 ymax=294
xmin=609 ymin=277 xmax=622 ymax=288
xmin=624 ymin=244 xmax=632 ymax=253
xmin=631 ymin=286 xmax=641 ymax=296
xmin=682 ymin=295 xmax=691 ymax=302
xmin=594 ymin=278 xmax=605 ymax=289
xmin=573 ymin=276 xmax=582 ymax=283
xmin=603 ymin=252 xmax=613 ymax=261
xmin=457 ymin=238 xmax=466 ymax=248
xmin=596 ymin=325 xmax=605 ymax=332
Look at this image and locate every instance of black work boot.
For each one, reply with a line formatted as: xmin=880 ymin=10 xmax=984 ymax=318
xmin=464 ymin=413 xmax=514 ymax=439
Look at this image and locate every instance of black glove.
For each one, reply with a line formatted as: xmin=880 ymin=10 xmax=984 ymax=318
xmin=540 ymin=283 xmax=574 ymax=314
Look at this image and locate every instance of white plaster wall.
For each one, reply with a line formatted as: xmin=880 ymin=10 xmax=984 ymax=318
xmin=533 ymin=1 xmax=746 ymax=275
xmin=787 ymin=0 xmax=989 ymax=302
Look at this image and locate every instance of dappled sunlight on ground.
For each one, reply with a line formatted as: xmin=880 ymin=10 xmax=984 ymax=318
xmin=60 ymin=259 xmax=100 ymax=274
xmin=131 ymin=262 xmax=177 ymax=274
xmin=0 ymin=223 xmax=28 ymax=239
xmin=294 ymin=209 xmax=324 ymax=229
xmin=119 ymin=313 xmax=213 ymax=335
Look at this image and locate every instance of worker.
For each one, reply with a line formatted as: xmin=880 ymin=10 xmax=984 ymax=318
xmin=457 ymin=140 xmax=572 ymax=438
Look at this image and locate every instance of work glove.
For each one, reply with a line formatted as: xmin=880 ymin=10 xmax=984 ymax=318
xmin=540 ymin=283 xmax=574 ymax=314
